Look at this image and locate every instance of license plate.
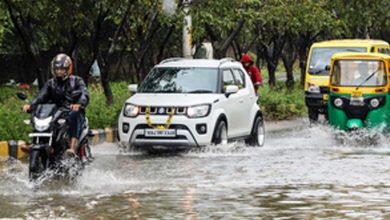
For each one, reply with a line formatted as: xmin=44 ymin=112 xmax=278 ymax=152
xmin=145 ymin=129 xmax=176 ymax=137
xmin=350 ymin=96 xmax=364 ymax=106
xmin=352 ymin=91 xmax=362 ymax=97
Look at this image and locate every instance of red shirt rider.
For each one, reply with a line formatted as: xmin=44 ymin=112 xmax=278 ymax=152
xmin=240 ymin=54 xmax=262 ymax=94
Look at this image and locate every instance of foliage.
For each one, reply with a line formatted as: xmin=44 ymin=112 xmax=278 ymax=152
xmin=259 ymin=82 xmax=306 ymax=120
xmin=86 ymin=82 xmax=130 ymax=129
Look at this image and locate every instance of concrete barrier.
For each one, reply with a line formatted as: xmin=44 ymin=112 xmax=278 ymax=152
xmin=89 ymin=127 xmax=118 ymax=145
xmin=0 ymin=140 xmax=26 ymax=160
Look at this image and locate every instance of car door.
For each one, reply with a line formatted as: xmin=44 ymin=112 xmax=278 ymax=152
xmin=222 ymin=68 xmax=249 ymax=137
xmin=221 ymin=69 xmax=241 ymax=137
xmin=232 ymin=68 xmax=252 ymax=135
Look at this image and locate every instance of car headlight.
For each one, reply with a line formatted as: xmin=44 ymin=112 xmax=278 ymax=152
xmin=370 ymin=98 xmax=380 ymax=108
xmin=187 ymin=104 xmax=211 ymax=118
xmin=308 ymin=83 xmax=320 ymax=94
xmin=123 ymin=104 xmax=139 ymax=117
xmin=334 ymin=98 xmax=343 ymax=108
xmin=34 ymin=116 xmax=52 ymax=131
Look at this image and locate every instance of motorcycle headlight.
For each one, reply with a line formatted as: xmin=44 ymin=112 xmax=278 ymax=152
xmin=308 ymin=83 xmax=320 ymax=94
xmin=187 ymin=104 xmax=211 ymax=118
xmin=334 ymin=98 xmax=343 ymax=108
xmin=370 ymin=98 xmax=380 ymax=108
xmin=34 ymin=116 xmax=52 ymax=131
xmin=123 ymin=104 xmax=139 ymax=117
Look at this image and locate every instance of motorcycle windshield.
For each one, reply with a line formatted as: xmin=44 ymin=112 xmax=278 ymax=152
xmin=35 ymin=104 xmax=58 ymax=119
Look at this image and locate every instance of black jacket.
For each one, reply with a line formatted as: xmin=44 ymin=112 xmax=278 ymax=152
xmin=31 ymin=76 xmax=89 ymax=113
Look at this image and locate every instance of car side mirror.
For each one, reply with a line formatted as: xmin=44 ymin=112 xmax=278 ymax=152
xmin=325 ymin=65 xmax=331 ymax=71
xmin=225 ymin=85 xmax=239 ymax=97
xmin=16 ymin=91 xmax=27 ymax=100
xmin=128 ymin=84 xmax=138 ymax=93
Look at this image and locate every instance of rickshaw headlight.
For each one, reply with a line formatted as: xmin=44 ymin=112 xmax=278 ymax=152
xmin=370 ymin=98 xmax=380 ymax=108
xmin=334 ymin=98 xmax=343 ymax=107
xmin=308 ymin=84 xmax=320 ymax=94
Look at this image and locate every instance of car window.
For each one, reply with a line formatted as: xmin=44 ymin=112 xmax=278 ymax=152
xmin=223 ymin=69 xmax=235 ymax=88
xmin=232 ymin=69 xmax=245 ymax=89
xmin=138 ymin=67 xmax=219 ymax=93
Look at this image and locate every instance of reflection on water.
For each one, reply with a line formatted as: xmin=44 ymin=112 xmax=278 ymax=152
xmin=1 ymin=124 xmax=390 ymax=218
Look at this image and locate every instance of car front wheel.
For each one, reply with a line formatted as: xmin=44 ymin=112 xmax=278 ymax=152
xmin=245 ymin=116 xmax=265 ymax=147
xmin=212 ymin=120 xmax=228 ymax=145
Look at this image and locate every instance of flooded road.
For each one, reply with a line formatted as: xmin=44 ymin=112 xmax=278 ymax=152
xmin=2 ymin=123 xmax=390 ymax=219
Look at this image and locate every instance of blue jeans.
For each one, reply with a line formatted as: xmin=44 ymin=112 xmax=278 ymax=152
xmin=68 ymin=111 xmax=85 ymax=139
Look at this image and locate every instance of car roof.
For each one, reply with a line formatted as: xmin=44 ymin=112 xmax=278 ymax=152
xmin=331 ymin=52 xmax=390 ymax=60
xmin=156 ymin=58 xmax=243 ymax=68
xmin=312 ymin=39 xmax=389 ymax=48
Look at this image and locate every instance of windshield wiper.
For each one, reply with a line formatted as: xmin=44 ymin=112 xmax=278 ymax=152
xmin=355 ymin=70 xmax=378 ymax=90
xmin=187 ymin=89 xmax=214 ymax=93
xmin=309 ymin=69 xmax=326 ymax=75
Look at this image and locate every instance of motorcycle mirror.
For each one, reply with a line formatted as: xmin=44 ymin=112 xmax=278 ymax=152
xmin=17 ymin=91 xmax=27 ymax=100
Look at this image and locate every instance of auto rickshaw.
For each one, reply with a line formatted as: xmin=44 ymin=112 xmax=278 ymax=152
xmin=327 ymin=52 xmax=390 ymax=131
xmin=305 ymin=39 xmax=389 ymax=122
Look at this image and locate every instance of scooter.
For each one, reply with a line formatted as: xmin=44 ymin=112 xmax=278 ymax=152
xmin=17 ymin=91 xmax=93 ymax=181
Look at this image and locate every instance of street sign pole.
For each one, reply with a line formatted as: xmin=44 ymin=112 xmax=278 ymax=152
xmin=182 ymin=0 xmax=192 ymax=58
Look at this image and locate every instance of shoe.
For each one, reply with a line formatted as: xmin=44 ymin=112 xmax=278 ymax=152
xmin=66 ymin=149 xmax=76 ymax=156
xmin=21 ymin=144 xmax=32 ymax=153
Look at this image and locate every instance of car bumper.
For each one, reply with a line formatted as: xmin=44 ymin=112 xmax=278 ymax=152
xmin=118 ymin=114 xmax=215 ymax=150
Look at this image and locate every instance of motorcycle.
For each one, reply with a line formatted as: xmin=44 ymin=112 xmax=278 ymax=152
xmin=17 ymin=91 xmax=93 ymax=181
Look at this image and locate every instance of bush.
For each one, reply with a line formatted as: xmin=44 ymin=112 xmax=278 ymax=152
xmin=86 ymin=82 xmax=130 ymax=129
xmin=259 ymin=82 xmax=307 ymax=120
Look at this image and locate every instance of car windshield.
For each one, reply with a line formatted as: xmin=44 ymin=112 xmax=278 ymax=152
xmin=138 ymin=67 xmax=219 ymax=93
xmin=331 ymin=60 xmax=387 ymax=87
xmin=309 ymin=47 xmax=366 ymax=75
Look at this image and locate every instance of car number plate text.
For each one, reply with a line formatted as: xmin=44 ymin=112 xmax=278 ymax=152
xmin=145 ymin=129 xmax=176 ymax=137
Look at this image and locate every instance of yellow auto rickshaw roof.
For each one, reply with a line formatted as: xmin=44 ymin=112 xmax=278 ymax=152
xmin=312 ymin=39 xmax=389 ymax=48
xmin=331 ymin=52 xmax=390 ymax=61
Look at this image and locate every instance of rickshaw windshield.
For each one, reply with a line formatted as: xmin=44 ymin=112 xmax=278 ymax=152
xmin=309 ymin=47 xmax=366 ymax=75
xmin=331 ymin=60 xmax=387 ymax=87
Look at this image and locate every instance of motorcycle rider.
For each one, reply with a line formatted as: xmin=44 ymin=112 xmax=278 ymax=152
xmin=23 ymin=53 xmax=89 ymax=156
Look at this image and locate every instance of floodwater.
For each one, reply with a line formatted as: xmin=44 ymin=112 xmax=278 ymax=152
xmin=2 ymin=123 xmax=390 ymax=219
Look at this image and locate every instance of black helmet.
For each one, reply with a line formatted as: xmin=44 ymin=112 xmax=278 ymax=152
xmin=51 ymin=53 xmax=73 ymax=81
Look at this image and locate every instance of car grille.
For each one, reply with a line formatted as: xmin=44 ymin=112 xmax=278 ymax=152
xmin=134 ymin=124 xmax=188 ymax=130
xmin=139 ymin=106 xmax=187 ymax=116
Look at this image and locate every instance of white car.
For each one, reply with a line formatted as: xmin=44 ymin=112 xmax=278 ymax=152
xmin=118 ymin=58 xmax=265 ymax=152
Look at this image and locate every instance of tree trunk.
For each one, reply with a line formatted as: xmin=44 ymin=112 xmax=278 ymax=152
xmin=215 ymin=18 xmax=245 ymax=58
xmin=157 ymin=24 xmax=175 ymax=62
xmin=296 ymin=31 xmax=322 ymax=86
xmin=4 ymin=0 xmax=46 ymax=88
xmin=282 ymin=56 xmax=295 ymax=88
xmin=282 ymin=34 xmax=297 ymax=89
xmin=261 ymin=35 xmax=285 ymax=86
